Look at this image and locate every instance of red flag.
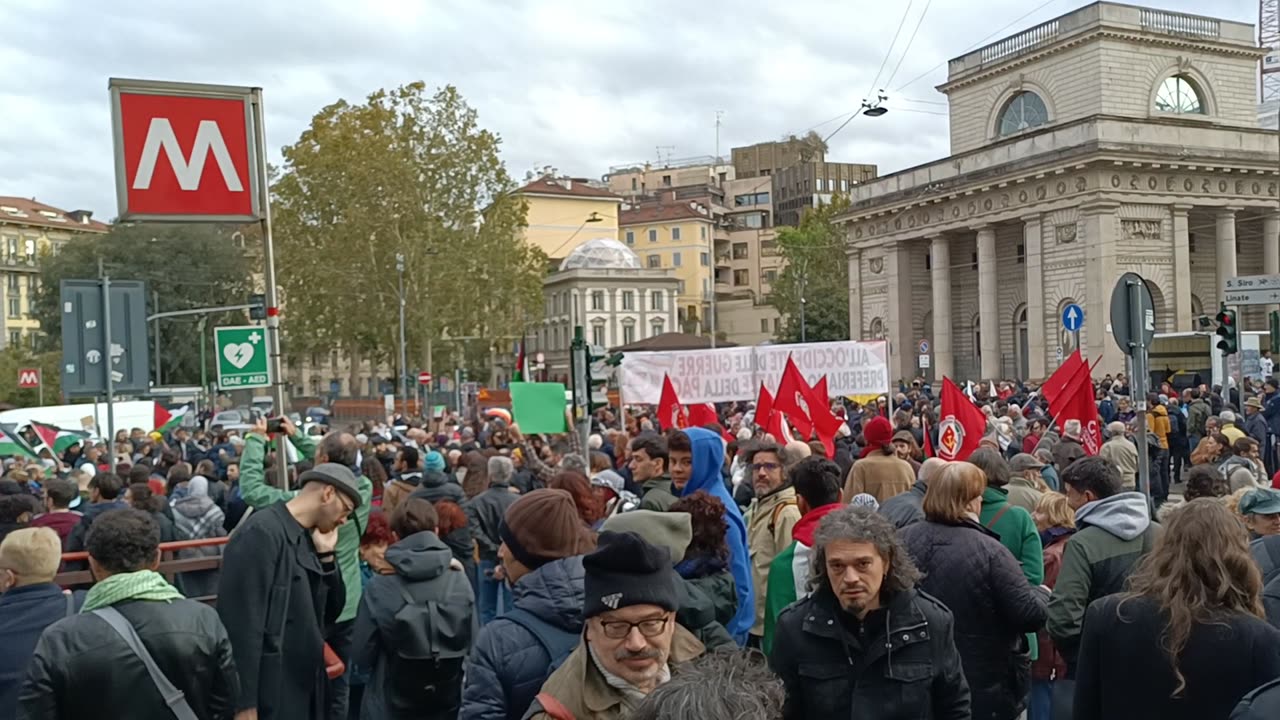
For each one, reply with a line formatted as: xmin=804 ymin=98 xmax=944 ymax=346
xmin=936 ymin=377 xmax=987 ymax=462
xmin=922 ymin=417 xmax=934 ymax=458
xmin=1053 ymin=358 xmax=1102 ymax=455
xmin=657 ymin=375 xmax=687 ymax=430
xmin=755 ymin=384 xmax=774 ymax=426
xmin=774 ymin=357 xmax=814 ymax=439
xmin=763 ymin=410 xmax=794 ymax=445
xmin=1042 ymin=350 xmax=1085 ymax=409
xmin=807 ymin=375 xmax=842 ymax=460
xmin=687 ymin=403 xmax=719 ymax=427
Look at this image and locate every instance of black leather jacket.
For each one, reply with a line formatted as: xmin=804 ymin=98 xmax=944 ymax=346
xmin=20 ymin=598 xmax=238 ymax=719
xmin=769 ymin=587 xmax=970 ymax=720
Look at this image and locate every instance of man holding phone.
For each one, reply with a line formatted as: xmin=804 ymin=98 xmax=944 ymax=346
xmin=232 ymin=417 xmax=373 ymax=720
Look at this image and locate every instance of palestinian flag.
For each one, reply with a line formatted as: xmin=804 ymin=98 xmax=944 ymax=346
xmin=0 ymin=426 xmax=40 ymax=461
xmin=513 ymin=337 xmax=526 ymax=382
xmin=152 ymin=404 xmax=189 ymax=435
xmin=29 ymin=420 xmax=89 ymax=454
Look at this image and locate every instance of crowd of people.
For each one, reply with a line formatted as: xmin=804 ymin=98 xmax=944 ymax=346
xmin=3 ymin=370 xmax=1280 ymax=718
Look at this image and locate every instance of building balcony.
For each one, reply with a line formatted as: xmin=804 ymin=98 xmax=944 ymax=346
xmin=715 ymin=253 xmax=731 ymax=270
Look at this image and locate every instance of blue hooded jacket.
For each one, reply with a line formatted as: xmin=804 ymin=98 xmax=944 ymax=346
xmin=681 ymin=427 xmax=754 ymax=644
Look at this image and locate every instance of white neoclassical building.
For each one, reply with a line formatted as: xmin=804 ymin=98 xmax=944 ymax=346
xmin=533 ymin=238 xmax=680 ymax=382
xmin=841 ymin=1 xmax=1279 ymax=382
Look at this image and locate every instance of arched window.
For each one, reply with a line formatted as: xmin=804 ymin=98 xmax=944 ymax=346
xmin=1155 ymin=75 xmax=1204 ymax=114
xmin=869 ymin=318 xmax=884 ymax=340
xmin=997 ymin=92 xmax=1049 ymax=136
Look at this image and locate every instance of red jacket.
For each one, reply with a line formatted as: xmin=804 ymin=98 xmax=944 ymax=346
xmin=1033 ymin=529 xmax=1074 ymax=681
xmin=28 ymin=511 xmax=82 ymax=549
xmin=1022 ymin=434 xmax=1041 ymax=456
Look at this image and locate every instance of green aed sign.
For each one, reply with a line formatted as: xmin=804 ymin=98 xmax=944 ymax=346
xmin=214 ymin=325 xmax=272 ymax=389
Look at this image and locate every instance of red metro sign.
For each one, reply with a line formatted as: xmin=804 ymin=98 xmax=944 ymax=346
xmin=110 ymin=78 xmax=263 ymax=222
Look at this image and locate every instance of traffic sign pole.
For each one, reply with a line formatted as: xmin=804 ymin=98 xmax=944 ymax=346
xmin=251 ymin=89 xmax=289 ymax=491
xmin=100 ymin=258 xmax=115 ymax=448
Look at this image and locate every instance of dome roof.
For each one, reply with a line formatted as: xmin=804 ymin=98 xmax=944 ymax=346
xmin=559 ymin=238 xmax=642 ymax=271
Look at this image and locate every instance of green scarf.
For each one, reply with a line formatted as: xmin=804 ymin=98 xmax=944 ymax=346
xmin=81 ymin=570 xmax=184 ymax=613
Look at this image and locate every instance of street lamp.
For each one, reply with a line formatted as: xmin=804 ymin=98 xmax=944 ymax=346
xmin=396 ymin=252 xmax=407 ymax=414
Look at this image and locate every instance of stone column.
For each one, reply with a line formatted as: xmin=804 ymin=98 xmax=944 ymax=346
xmin=1171 ymin=204 xmax=1194 ymax=331
xmin=1217 ymin=207 xmax=1239 ymax=299
xmin=847 ymin=249 xmax=863 ymax=340
xmin=1265 ymin=213 xmax=1280 ymax=317
xmin=929 ymin=234 xmax=953 ymax=380
xmin=1022 ymin=214 xmax=1047 ymax=379
xmin=976 ymin=225 xmax=1000 ymax=379
xmin=886 ymin=242 xmax=915 ymax=381
xmin=1082 ymin=201 xmax=1121 ymax=375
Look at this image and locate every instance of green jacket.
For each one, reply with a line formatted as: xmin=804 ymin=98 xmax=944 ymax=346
xmin=638 ymin=475 xmax=678 ymax=512
xmin=979 ymin=485 xmax=1044 ymax=662
xmin=239 ymin=433 xmax=372 ymax=623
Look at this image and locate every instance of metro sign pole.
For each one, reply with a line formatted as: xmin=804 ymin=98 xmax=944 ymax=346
xmin=110 ymin=77 xmax=288 ymax=490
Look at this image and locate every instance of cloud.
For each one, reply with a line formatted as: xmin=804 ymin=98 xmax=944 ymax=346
xmin=0 ymin=0 xmax=1248 ymax=217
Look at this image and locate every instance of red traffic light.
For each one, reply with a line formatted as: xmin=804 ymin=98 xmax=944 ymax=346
xmin=1218 ymin=311 xmax=1235 ymax=326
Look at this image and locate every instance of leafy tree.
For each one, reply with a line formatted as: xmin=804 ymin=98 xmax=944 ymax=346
xmin=768 ymin=197 xmax=850 ymax=343
xmin=32 ymin=223 xmax=254 ymax=387
xmin=271 ymin=82 xmax=544 ymax=381
xmin=0 ymin=347 xmax=61 ymax=407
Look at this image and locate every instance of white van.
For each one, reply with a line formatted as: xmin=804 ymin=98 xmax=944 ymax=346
xmin=0 ymin=401 xmax=158 ymax=440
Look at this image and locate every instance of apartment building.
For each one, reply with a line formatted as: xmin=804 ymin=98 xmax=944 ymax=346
xmin=515 ymin=175 xmax=622 ymax=263
xmin=0 ymin=197 xmax=109 ymax=350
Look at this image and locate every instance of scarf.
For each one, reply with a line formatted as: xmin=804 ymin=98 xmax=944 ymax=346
xmin=588 ymin=643 xmax=670 ymax=713
xmin=81 ymin=570 xmax=184 ymax=613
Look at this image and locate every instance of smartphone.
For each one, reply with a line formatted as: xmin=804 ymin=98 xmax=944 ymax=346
xmin=266 ymin=417 xmax=286 ymax=434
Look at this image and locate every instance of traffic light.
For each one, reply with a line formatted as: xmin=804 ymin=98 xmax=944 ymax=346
xmin=586 ymin=346 xmax=614 ymax=413
xmin=248 ymin=293 xmax=266 ymax=320
xmin=1216 ymin=304 xmax=1238 ymax=355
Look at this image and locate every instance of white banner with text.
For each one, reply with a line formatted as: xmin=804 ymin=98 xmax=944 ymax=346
xmin=619 ymin=341 xmax=890 ymax=404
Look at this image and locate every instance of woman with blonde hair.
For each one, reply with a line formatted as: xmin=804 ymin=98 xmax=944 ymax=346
xmin=1030 ymin=492 xmax=1075 ymax=720
xmin=1074 ymin=499 xmax=1280 ymax=719
xmin=899 ymin=461 xmax=1048 ymax=720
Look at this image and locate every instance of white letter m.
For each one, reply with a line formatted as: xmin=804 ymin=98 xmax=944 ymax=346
xmin=132 ymin=118 xmax=244 ymax=192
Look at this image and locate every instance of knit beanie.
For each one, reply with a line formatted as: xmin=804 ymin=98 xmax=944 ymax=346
xmin=499 ymin=488 xmax=591 ymax=570
xmin=424 ymin=451 xmax=446 ymax=472
xmin=860 ymin=416 xmax=894 ymax=458
xmin=600 ymin=511 xmax=692 ymax=568
xmin=583 ymin=531 xmax=680 ymax=619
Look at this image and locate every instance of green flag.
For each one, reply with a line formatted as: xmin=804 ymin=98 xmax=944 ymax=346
xmin=0 ymin=427 xmax=41 ymax=461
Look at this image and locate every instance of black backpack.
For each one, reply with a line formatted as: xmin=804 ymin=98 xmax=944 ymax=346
xmin=385 ymin=572 xmax=474 ymax=714
xmin=1233 ymin=677 xmax=1280 ymax=719
xmin=502 ymin=607 xmax=579 ymax=674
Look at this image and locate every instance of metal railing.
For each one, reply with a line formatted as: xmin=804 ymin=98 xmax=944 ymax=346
xmin=56 ymin=537 xmax=229 ymax=604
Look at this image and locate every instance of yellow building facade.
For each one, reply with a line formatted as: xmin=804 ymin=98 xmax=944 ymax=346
xmin=0 ymin=197 xmax=109 ymax=350
xmin=619 ymin=203 xmax=716 ymax=330
xmin=515 ymin=176 xmax=622 ymax=262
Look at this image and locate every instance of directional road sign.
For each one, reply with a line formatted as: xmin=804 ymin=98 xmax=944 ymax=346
xmin=60 ymin=279 xmax=149 ymax=397
xmin=214 ymin=325 xmax=271 ymax=389
xmin=1062 ymin=303 xmax=1085 ymax=332
xmin=1224 ymin=275 xmax=1280 ymax=306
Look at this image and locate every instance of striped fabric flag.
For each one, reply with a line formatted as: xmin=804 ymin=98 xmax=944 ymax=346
xmin=0 ymin=427 xmax=40 ymax=461
xmin=152 ymin=404 xmax=189 ymax=435
xmin=29 ymin=420 xmax=89 ymax=454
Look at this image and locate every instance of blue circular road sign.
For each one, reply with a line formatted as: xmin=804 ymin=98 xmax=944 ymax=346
xmin=1062 ymin=303 xmax=1085 ymax=332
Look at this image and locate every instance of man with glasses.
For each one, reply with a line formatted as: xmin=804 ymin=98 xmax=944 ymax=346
xmin=742 ymin=442 xmax=801 ymax=649
xmin=218 ymin=462 xmax=362 ymax=720
xmin=526 ymin=531 xmax=705 ymax=720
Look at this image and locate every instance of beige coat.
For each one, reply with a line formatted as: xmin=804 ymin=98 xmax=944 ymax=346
xmin=526 ymin=624 xmax=705 ymax=720
xmin=1099 ymin=436 xmax=1138 ymax=480
xmin=842 ymin=451 xmax=916 ymax=504
xmin=744 ymin=485 xmax=801 ymax=636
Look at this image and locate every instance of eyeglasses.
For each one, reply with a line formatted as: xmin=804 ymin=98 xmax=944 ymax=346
xmin=336 ymin=492 xmax=355 ymax=516
xmin=599 ymin=616 xmax=669 ymax=639
xmin=750 ymin=462 xmax=780 ymax=472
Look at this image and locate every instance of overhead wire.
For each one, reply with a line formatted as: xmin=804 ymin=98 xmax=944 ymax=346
xmin=883 ymin=0 xmax=934 ymax=90
xmin=892 ymin=0 xmax=1067 ymax=93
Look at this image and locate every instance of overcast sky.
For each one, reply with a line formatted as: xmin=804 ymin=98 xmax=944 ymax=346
xmin=0 ymin=0 xmax=1252 ymax=219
